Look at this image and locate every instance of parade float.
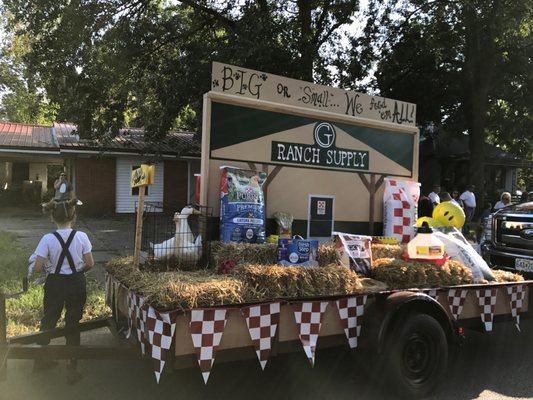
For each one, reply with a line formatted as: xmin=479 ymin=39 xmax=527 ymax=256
xmin=100 ymin=64 xmax=527 ymax=399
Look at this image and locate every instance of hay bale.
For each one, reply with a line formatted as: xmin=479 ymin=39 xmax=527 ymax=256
xmin=107 ymin=256 xmax=388 ymax=309
xmin=492 ymin=269 xmax=524 ymax=283
xmin=371 ymin=258 xmax=473 ymax=289
xmin=232 ymin=263 xmax=386 ymax=300
xmin=212 ymin=241 xmax=340 ymax=267
xmin=211 ymin=242 xmax=278 ymax=266
xmin=106 ymin=257 xmax=245 ymax=309
xmin=317 ymin=243 xmax=339 ymax=266
xmin=371 ymin=244 xmax=404 ymax=260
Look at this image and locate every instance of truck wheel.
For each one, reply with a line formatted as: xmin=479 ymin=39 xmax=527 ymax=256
xmin=383 ymin=313 xmax=448 ymax=399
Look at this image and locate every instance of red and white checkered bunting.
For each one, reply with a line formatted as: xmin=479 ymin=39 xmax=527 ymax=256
xmin=507 ymin=284 xmax=526 ymax=330
xmin=292 ymin=301 xmax=329 ymax=366
xmin=241 ymin=303 xmax=280 ymax=370
xmin=146 ymin=307 xmax=178 ymax=383
xmin=335 ymin=296 xmax=367 ymax=349
xmin=476 ymin=288 xmax=498 ymax=332
xmin=189 ymin=309 xmax=228 ymax=384
xmin=127 ymin=292 xmax=150 ymax=355
xmin=448 ymin=289 xmax=468 ymax=320
xmin=427 ymin=289 xmax=438 ymax=300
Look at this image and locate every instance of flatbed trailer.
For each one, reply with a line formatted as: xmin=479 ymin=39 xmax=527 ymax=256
xmin=3 ymin=276 xmax=530 ymax=399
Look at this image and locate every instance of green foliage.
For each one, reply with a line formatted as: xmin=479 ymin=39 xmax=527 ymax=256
xmin=0 ymin=19 xmax=58 ymax=124
xmin=341 ymin=0 xmax=533 ymax=200
xmin=2 ymin=0 xmax=360 ymax=140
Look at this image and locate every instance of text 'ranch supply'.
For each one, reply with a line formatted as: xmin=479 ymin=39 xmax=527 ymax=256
xmin=219 ymin=166 xmax=267 ymax=243
xmin=333 ymin=232 xmax=372 ymax=275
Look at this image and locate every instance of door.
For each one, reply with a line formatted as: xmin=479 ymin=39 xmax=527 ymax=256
xmin=307 ymin=195 xmax=335 ymax=240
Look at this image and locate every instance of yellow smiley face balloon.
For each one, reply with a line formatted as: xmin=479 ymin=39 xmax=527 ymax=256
xmin=432 ymin=201 xmax=466 ymax=229
xmin=416 ymin=216 xmax=443 ymax=228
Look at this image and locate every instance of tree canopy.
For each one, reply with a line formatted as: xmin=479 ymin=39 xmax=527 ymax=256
xmin=2 ymin=0 xmax=360 ymax=139
xmin=1 ymin=0 xmax=531 ymax=192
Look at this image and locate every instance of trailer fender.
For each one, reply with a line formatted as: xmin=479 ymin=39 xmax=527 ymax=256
xmin=362 ymin=291 xmax=455 ymax=354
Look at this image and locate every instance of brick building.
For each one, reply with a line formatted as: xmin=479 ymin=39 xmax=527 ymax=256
xmin=0 ymin=122 xmax=200 ymax=215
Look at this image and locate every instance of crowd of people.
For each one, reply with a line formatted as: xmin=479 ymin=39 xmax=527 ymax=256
xmin=419 ymin=183 xmax=532 ymax=238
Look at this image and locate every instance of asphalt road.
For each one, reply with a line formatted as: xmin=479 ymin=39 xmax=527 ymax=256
xmin=2 ymin=318 xmax=533 ymax=400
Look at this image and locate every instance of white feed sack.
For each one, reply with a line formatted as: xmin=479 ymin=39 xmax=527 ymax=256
xmin=383 ymin=178 xmax=420 ymax=243
xmin=433 ymin=231 xmax=495 ymax=282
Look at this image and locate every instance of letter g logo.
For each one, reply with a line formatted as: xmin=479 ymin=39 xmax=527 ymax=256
xmin=314 ymin=122 xmax=336 ymax=149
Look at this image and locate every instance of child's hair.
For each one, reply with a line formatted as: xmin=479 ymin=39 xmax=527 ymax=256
xmin=42 ymin=198 xmax=78 ymax=225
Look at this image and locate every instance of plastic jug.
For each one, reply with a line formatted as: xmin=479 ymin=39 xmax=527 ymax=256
xmin=407 ymin=222 xmax=445 ymax=259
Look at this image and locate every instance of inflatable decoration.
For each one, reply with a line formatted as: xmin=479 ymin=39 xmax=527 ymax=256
xmin=432 ymin=202 xmax=466 ymax=229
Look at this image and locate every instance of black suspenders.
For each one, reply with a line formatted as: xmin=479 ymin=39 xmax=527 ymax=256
xmin=52 ymin=230 xmax=78 ymax=274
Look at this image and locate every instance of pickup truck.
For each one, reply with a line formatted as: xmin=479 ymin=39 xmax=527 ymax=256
xmin=482 ymin=202 xmax=533 ymax=273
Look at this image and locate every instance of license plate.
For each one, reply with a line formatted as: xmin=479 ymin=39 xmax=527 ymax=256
xmin=516 ymin=258 xmax=533 ymax=272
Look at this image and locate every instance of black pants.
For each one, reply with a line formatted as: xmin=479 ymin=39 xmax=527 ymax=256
xmin=39 ymin=273 xmax=87 ymax=346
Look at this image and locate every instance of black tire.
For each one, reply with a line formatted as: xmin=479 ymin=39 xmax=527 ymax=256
xmin=382 ymin=313 xmax=448 ymax=399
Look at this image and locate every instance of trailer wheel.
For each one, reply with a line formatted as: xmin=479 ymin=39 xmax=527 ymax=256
xmin=383 ymin=313 xmax=448 ymax=399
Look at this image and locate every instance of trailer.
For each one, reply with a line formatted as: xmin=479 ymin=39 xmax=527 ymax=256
xmin=113 ymin=276 xmax=533 ymax=398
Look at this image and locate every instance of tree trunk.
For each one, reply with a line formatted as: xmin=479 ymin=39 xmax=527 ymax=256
xmin=463 ymin=3 xmax=499 ymax=212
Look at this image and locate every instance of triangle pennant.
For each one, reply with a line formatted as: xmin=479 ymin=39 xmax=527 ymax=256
xmin=507 ymin=284 xmax=526 ymax=330
xmin=145 ymin=306 xmax=178 ymax=383
xmin=292 ymin=301 xmax=329 ymax=366
xmin=447 ymin=289 xmax=468 ymax=320
xmin=189 ymin=308 xmax=228 ymax=384
xmin=335 ymin=296 xmax=367 ymax=349
xmin=241 ymin=302 xmax=281 ymax=370
xmin=476 ymin=288 xmax=498 ymax=332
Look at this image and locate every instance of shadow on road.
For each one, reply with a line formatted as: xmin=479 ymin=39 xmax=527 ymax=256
xmin=3 ymin=319 xmax=533 ymax=400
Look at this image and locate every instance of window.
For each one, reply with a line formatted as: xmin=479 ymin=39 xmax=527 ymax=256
xmin=131 ymin=165 xmax=149 ymax=196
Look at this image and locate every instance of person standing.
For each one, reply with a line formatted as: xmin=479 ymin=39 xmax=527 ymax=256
xmin=460 ymin=185 xmax=476 ymax=233
xmin=428 ymin=184 xmax=441 ymax=208
xmin=32 ymin=198 xmax=94 ymax=384
xmin=494 ymin=192 xmax=512 ymax=210
xmin=451 ymin=189 xmax=464 ymax=208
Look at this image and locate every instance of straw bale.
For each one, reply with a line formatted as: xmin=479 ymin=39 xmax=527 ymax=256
xmin=106 ymin=257 xmax=387 ymax=309
xmin=371 ymin=244 xmax=404 ymax=260
xmin=371 ymin=258 xmax=473 ymax=289
xmin=492 ymin=269 xmax=524 ymax=283
xmin=211 ymin=242 xmax=278 ymax=266
xmin=212 ymin=241 xmax=340 ymax=267
xmin=317 ymin=244 xmax=339 ymax=266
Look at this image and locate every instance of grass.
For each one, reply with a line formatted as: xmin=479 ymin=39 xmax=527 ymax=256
xmin=0 ymin=230 xmax=109 ymax=337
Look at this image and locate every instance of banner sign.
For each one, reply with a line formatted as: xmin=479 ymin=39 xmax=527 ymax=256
xmin=270 ymin=122 xmax=369 ymax=171
xmin=211 ymin=62 xmax=417 ymax=127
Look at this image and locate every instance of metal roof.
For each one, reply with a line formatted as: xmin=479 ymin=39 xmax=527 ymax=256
xmin=54 ymin=123 xmax=200 ymax=156
xmin=0 ymin=122 xmax=58 ymax=151
xmin=0 ymin=121 xmax=200 ymax=157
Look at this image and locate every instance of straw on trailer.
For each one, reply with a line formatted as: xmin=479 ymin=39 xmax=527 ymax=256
xmin=370 ymin=258 xmax=473 ymax=289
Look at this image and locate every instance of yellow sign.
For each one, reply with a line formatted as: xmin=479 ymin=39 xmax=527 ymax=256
xmin=131 ymin=164 xmax=155 ymax=188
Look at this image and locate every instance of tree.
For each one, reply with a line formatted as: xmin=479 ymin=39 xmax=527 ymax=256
xmin=0 ymin=15 xmax=57 ymax=124
xmin=3 ymin=0 xmax=360 ymax=141
xmin=342 ymin=0 xmax=533 ymax=203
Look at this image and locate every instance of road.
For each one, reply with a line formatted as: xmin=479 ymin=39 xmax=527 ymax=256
xmin=2 ymin=319 xmax=533 ymax=400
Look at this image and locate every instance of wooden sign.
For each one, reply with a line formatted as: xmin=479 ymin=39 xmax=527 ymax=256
xmin=211 ymin=62 xmax=417 ymax=127
xmin=131 ymin=164 xmax=155 ymax=188
xmin=131 ymin=164 xmax=154 ymax=268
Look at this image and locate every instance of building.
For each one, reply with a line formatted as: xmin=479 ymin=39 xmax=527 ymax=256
xmin=0 ymin=122 xmax=201 ymax=215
